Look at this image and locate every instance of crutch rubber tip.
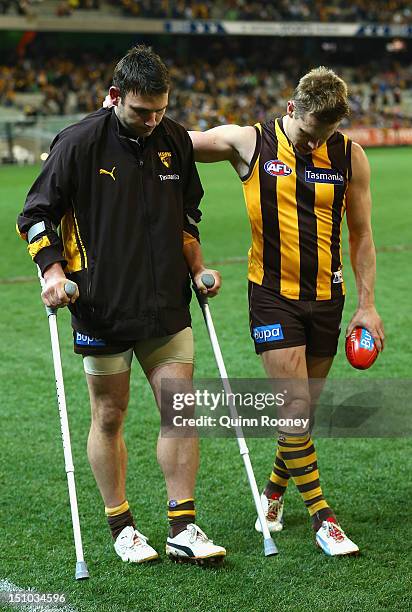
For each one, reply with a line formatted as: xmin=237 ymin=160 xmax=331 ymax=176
xmin=264 ymin=537 xmax=278 ymax=557
xmin=75 ymin=561 xmax=90 ymax=580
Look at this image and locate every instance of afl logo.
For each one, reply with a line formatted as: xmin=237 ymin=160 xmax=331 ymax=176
xmin=264 ymin=160 xmax=292 ymax=176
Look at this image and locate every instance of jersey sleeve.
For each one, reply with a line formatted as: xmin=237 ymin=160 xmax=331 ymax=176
xmin=181 ymin=133 xmax=204 ymax=242
xmin=16 ymin=132 xmax=76 ymax=274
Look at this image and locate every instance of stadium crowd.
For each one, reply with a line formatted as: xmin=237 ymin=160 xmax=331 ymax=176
xmin=0 ymin=0 xmax=34 ymax=15
xmin=115 ymin=0 xmax=412 ymax=24
xmin=0 ymin=51 xmax=411 ymax=129
xmin=0 ymin=0 xmax=99 ymax=14
xmin=0 ymin=0 xmax=411 ymax=23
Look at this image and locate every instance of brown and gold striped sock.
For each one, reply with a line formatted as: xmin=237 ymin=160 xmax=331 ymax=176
xmin=105 ymin=500 xmax=135 ymax=540
xmin=168 ymin=498 xmax=196 ymax=538
xmin=264 ymin=444 xmax=291 ymax=499
xmin=278 ymin=434 xmax=336 ymax=531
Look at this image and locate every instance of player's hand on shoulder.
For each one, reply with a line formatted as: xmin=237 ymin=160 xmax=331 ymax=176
xmin=103 ymin=93 xmax=114 ymax=108
xmin=194 ymin=268 xmax=221 ymax=298
xmin=346 ymin=306 xmax=385 ymax=351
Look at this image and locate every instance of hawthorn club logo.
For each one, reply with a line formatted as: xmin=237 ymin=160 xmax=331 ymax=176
xmin=99 ymin=166 xmax=116 ymax=181
xmin=158 ymin=152 xmax=172 ymax=168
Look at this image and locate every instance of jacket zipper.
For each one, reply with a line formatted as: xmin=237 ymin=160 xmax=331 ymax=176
xmin=72 ymin=204 xmax=95 ymax=313
xmin=137 ymin=155 xmax=159 ymax=332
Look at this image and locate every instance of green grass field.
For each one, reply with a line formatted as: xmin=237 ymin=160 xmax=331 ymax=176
xmin=1 ymin=149 xmax=411 ymax=612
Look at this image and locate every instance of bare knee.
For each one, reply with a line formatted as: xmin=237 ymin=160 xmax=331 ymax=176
xmin=91 ymin=399 xmax=128 ymax=437
xmin=285 ymin=396 xmax=311 ymax=421
xmin=277 ymin=385 xmax=311 ymax=431
xmin=87 ymin=373 xmax=130 ymax=437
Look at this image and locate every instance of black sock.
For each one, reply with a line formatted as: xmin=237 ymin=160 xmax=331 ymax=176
xmin=105 ymin=504 xmax=135 ymax=540
xmin=168 ymin=498 xmax=195 ymax=538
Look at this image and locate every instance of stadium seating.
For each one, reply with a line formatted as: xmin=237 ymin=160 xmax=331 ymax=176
xmin=1 ymin=50 xmax=411 ymax=129
xmin=0 ymin=0 xmax=411 ymax=23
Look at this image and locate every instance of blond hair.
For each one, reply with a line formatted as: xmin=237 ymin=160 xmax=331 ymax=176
xmin=292 ymin=66 xmax=350 ymax=123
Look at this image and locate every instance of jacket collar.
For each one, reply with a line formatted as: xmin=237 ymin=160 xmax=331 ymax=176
xmin=110 ymin=108 xmax=171 ymax=145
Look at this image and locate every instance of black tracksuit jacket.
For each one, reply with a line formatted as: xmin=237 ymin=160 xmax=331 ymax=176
xmin=17 ymin=108 xmax=204 ymax=341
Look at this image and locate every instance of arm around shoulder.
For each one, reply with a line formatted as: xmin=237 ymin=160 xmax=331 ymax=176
xmin=189 ymin=124 xmax=256 ymax=166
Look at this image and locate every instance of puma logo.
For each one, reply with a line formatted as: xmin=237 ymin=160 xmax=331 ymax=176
xmin=99 ymin=166 xmax=116 ymax=181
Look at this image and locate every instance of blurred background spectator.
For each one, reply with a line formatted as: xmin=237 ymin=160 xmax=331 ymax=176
xmin=0 ymin=0 xmax=411 ymax=23
xmin=0 ymin=0 xmax=34 ymax=16
xmin=0 ymin=36 xmax=411 ymax=129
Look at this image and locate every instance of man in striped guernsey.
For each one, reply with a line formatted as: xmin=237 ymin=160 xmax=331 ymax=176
xmin=190 ymin=67 xmax=384 ymax=557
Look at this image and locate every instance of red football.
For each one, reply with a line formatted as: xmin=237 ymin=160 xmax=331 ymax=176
xmin=345 ymin=326 xmax=378 ymax=370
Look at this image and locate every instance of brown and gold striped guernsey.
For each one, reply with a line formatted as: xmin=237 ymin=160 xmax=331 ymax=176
xmin=242 ymin=117 xmax=352 ymax=300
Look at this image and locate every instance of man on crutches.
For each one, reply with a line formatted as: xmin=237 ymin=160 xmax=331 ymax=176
xmin=17 ymin=45 xmax=226 ymax=568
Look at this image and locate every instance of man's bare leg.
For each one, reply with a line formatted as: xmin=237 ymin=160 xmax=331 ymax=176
xmin=86 ymin=370 xmax=131 ymax=508
xmin=147 ymin=362 xmax=199 ymax=500
xmin=147 ymin=361 xmax=226 ymax=561
xmin=259 ymin=346 xmax=337 ymax=532
xmin=86 ymin=368 xmax=159 ymax=562
xmin=306 ymin=354 xmax=334 ymax=410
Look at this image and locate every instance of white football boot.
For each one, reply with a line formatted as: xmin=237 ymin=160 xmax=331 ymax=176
xmin=315 ymin=520 xmax=359 ymax=556
xmin=114 ymin=526 xmax=159 ymax=563
xmin=166 ymin=524 xmax=226 ymax=564
xmin=255 ymin=493 xmax=284 ymax=533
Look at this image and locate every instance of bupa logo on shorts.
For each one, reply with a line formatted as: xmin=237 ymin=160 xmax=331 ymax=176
xmin=75 ymin=332 xmax=106 ymax=347
xmin=332 ymin=269 xmax=343 ymax=284
xmin=305 ymin=167 xmax=344 ymax=185
xmin=253 ymin=324 xmax=284 ymax=344
xmin=360 ymin=328 xmax=375 ymax=352
xmin=264 ymin=160 xmax=293 ymax=177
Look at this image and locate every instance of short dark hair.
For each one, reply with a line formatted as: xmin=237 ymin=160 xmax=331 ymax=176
xmin=112 ymin=45 xmax=170 ymax=98
xmin=293 ymin=66 xmax=350 ymax=124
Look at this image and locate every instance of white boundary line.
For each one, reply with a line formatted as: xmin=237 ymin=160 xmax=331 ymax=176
xmin=0 ymin=580 xmax=77 ymax=612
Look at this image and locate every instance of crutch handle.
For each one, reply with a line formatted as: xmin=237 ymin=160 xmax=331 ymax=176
xmin=45 ymin=280 xmax=78 ymax=317
xmin=64 ymin=280 xmax=78 ymax=298
xmin=191 ymin=273 xmax=215 ymax=307
xmin=201 ymin=273 xmax=215 ymax=289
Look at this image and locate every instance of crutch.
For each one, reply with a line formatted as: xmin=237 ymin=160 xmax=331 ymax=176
xmin=194 ymin=273 xmax=278 ymax=556
xmin=37 ymin=267 xmax=90 ymax=580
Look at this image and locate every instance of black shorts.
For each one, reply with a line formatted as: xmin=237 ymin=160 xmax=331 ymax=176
xmin=73 ymin=330 xmax=131 ymax=356
xmin=248 ymin=282 xmax=345 ymax=357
